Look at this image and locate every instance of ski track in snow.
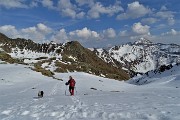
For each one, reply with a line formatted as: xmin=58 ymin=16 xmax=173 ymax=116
xmin=48 ymin=81 xmax=61 ymax=97
xmin=1 ymin=83 xmax=179 ymax=120
xmin=0 ymin=80 xmax=162 ymax=120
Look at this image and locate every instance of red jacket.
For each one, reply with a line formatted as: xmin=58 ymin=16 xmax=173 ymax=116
xmin=68 ymin=79 xmax=76 ymax=87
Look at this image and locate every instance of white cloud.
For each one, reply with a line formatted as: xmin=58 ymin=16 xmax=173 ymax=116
xmin=102 ymin=28 xmax=116 ymax=38
xmin=161 ymin=29 xmax=179 ymax=36
xmin=0 ymin=0 xmax=40 ymax=8
xmin=62 ymin=8 xmax=77 ymax=18
xmin=156 ymin=24 xmax=166 ymax=29
xmin=119 ymin=30 xmax=128 ymax=37
xmin=69 ymin=27 xmax=100 ymax=40
xmin=154 ymin=29 xmax=180 ymax=45
xmin=41 ymin=0 xmax=55 ymax=9
xmin=51 ymin=27 xmax=118 ymax=43
xmin=167 ymin=17 xmax=175 ymax=25
xmin=0 ymin=0 xmax=28 ymax=9
xmin=141 ymin=17 xmax=158 ymax=24
xmin=57 ymin=0 xmax=84 ymax=19
xmin=88 ymin=1 xmax=123 ymax=19
xmin=21 ymin=27 xmax=45 ymax=41
xmin=21 ymin=23 xmax=52 ymax=34
xmin=76 ymin=12 xmax=85 ymax=19
xmin=156 ymin=11 xmax=174 ymax=19
xmin=39 ymin=0 xmax=123 ymax=19
xmin=155 ymin=10 xmax=175 ymax=25
xmin=0 ymin=25 xmax=19 ymax=38
xmin=37 ymin=23 xmax=52 ymax=34
xmin=21 ymin=27 xmax=37 ymax=34
xmin=0 ymin=25 xmax=120 ymax=43
xmin=20 ymin=23 xmax=52 ymax=42
xmin=117 ymin=1 xmax=151 ymax=20
xmin=58 ymin=0 xmax=75 ymax=18
xmin=50 ymin=29 xmax=69 ymax=43
xmin=0 ymin=23 xmax=52 ymax=42
xmin=30 ymin=0 xmax=39 ymax=7
xmin=132 ymin=22 xmax=150 ymax=35
xmin=75 ymin=0 xmax=94 ymax=6
xmin=169 ymin=29 xmax=178 ymax=35
xmin=160 ymin=5 xmax=168 ymax=11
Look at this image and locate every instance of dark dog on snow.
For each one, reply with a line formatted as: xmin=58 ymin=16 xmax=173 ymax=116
xmin=38 ymin=91 xmax=44 ymax=98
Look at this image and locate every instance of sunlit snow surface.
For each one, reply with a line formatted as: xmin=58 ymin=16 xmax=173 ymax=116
xmin=0 ymin=63 xmax=180 ymax=120
xmin=93 ymin=40 xmax=180 ymax=74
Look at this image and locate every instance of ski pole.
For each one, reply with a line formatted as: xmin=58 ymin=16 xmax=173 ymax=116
xmin=75 ymin=87 xmax=77 ymax=95
xmin=65 ymin=85 xmax=67 ymax=96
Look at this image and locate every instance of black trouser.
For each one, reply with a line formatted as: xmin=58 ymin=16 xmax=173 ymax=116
xmin=69 ymin=86 xmax=75 ymax=95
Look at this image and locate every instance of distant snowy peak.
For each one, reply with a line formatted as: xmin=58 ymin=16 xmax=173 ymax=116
xmin=158 ymin=44 xmax=180 ymax=53
xmin=134 ymin=38 xmax=153 ymax=45
xmin=92 ymin=38 xmax=180 ymax=76
xmin=49 ymin=41 xmax=57 ymax=45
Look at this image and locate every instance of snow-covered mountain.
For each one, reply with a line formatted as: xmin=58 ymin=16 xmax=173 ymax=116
xmin=91 ymin=38 xmax=180 ymax=76
xmin=1 ymin=32 xmax=180 ymax=79
xmin=0 ymin=33 xmax=129 ymax=80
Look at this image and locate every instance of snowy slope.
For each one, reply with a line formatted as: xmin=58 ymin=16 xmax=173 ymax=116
xmin=92 ymin=38 xmax=180 ymax=74
xmin=0 ymin=63 xmax=180 ymax=120
xmin=128 ymin=64 xmax=180 ymax=86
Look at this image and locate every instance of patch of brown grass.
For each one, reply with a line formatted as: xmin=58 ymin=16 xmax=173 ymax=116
xmin=33 ymin=63 xmax=55 ymax=77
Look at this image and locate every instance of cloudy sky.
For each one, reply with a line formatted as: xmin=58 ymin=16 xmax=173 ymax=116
xmin=0 ymin=0 xmax=180 ymax=47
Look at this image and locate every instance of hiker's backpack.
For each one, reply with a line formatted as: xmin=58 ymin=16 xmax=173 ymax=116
xmin=69 ymin=79 xmax=75 ymax=87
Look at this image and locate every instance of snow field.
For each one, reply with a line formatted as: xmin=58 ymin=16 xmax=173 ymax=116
xmin=0 ymin=64 xmax=180 ymax=120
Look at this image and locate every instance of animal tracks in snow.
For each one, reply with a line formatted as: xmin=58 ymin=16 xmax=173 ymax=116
xmin=48 ymin=82 xmax=60 ymax=96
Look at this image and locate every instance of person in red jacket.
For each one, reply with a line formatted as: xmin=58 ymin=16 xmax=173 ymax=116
xmin=66 ymin=76 xmax=76 ymax=96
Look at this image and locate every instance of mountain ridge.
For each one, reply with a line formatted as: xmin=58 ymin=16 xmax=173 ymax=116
xmin=0 ymin=33 xmax=129 ymax=80
xmin=91 ymin=38 xmax=180 ymax=77
xmin=1 ymin=32 xmax=180 ymax=79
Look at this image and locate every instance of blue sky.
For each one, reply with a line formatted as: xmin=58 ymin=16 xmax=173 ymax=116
xmin=0 ymin=0 xmax=179 ymax=47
